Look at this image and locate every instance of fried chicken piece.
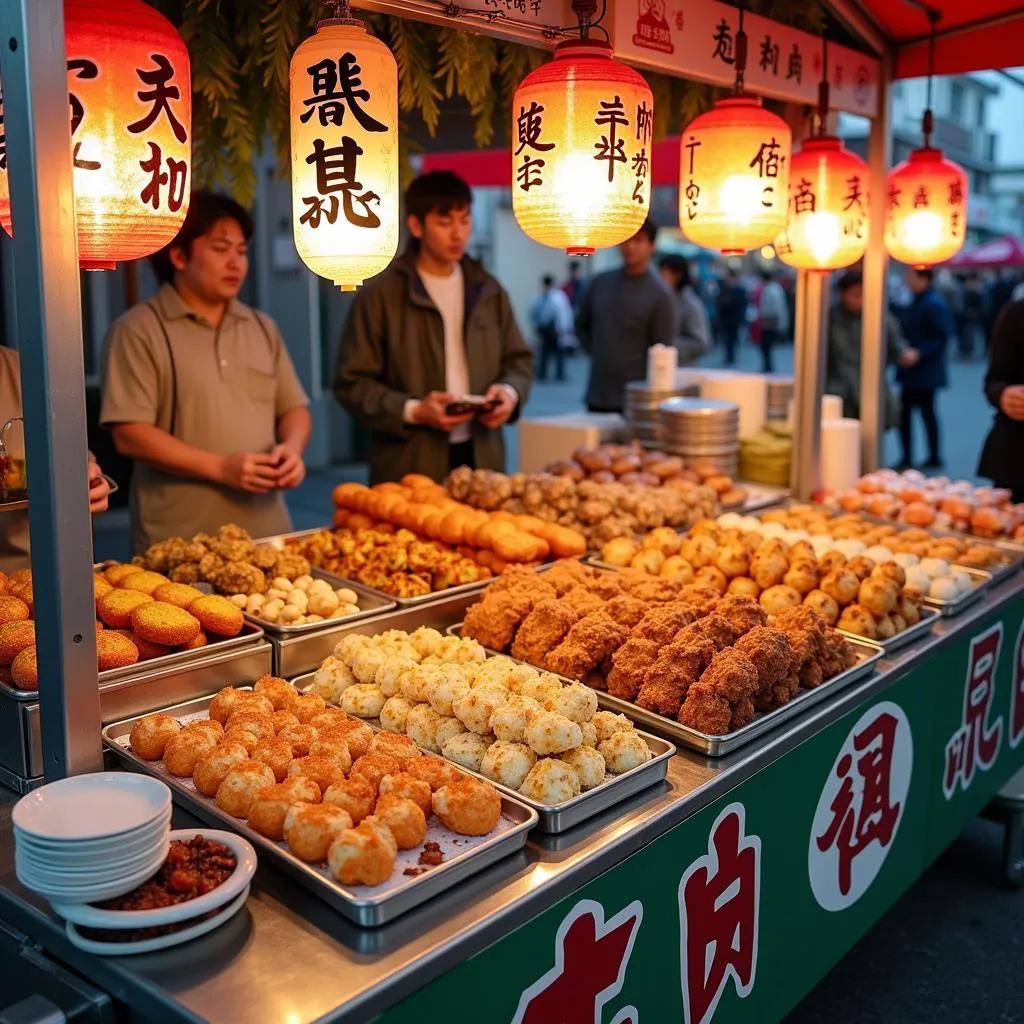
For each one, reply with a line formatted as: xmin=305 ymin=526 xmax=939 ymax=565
xmin=618 ymin=576 xmax=683 ymax=604
xmin=582 ymin=667 xmax=607 ymax=692
xmin=584 ymin=574 xmax=624 ymax=600
xmin=675 ymin=586 xmax=723 ymax=618
xmin=635 ymin=637 xmax=716 ymax=717
xmin=603 ymin=594 xmax=649 ymax=629
xmin=607 ymin=637 xmax=660 ymax=701
xmin=716 ymin=595 xmax=769 ymax=635
xmin=772 ymin=605 xmax=828 ymax=664
xmin=538 ymin=560 xmax=593 ymax=596
xmin=632 ymin=603 xmax=700 ymax=645
xmin=699 ymin=647 xmax=760 ymax=702
xmin=730 ymin=697 xmax=756 ymax=730
xmin=546 ymin=612 xmax=630 ymax=680
xmin=678 ymin=682 xmax=732 ymax=734
xmin=462 ymin=588 xmax=536 ymax=652
xmin=799 ymin=660 xmax=824 ymax=689
xmin=562 ymin=585 xmax=606 ymax=617
xmin=733 ymin=627 xmax=794 ymax=691
xmin=754 ymin=673 xmax=801 ymax=713
xmin=488 ymin=564 xmax=549 ymax=597
xmin=676 ymin=613 xmax=743 ymax=651
xmin=820 ymin=627 xmax=857 ymax=678
xmin=511 ymin=600 xmax=580 ymax=666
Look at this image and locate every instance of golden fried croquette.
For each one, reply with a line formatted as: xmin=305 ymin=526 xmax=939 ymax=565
xmin=10 ymin=646 xmax=38 ymax=689
xmin=341 ymin=683 xmax=386 ymax=718
xmin=272 ymin=709 xmax=301 ymax=733
xmin=525 ymin=711 xmax=583 ymax=755
xmin=215 ymin=761 xmax=276 ymax=817
xmin=224 ymin=709 xmax=275 ymax=741
xmin=97 ymin=589 xmax=153 ymax=629
xmin=193 ymin=740 xmax=250 ymax=796
xmin=131 ymin=601 xmax=202 ymax=647
xmin=334 ymin=717 xmax=373 ymax=759
xmin=163 ymin=728 xmax=220 ymax=776
xmin=310 ymin=708 xmax=350 ymax=733
xmin=559 ymin=746 xmax=606 ymax=790
xmin=489 ymin=694 xmax=543 ymax=743
xmin=111 ymin=630 xmax=169 ymax=661
xmin=118 ymin=571 xmax=170 ymax=596
xmin=803 ymin=589 xmax=841 ymax=626
xmin=453 ymin=688 xmax=510 ymax=735
xmin=519 ymin=673 xmax=564 ymax=704
xmin=309 ymin=727 xmax=353 ymax=773
xmin=597 ymin=731 xmax=652 ymax=773
xmin=96 ymin=631 xmax=141 ymax=672
xmin=406 ymin=754 xmax=459 ymax=791
xmin=183 ymin=631 xmax=208 ymax=650
xmin=432 ymin=776 xmax=502 ymax=835
xmin=251 ymin=736 xmax=297 ymax=782
xmin=104 ymin=563 xmax=145 ymax=586
xmin=520 ymin=757 xmax=581 ymax=803
xmin=323 ymin=774 xmax=376 ymax=824
xmin=378 ymin=771 xmax=433 ymax=816
xmin=285 ymin=803 xmax=353 ymax=863
xmin=183 ymin=719 xmax=224 ymax=743
xmin=427 ymin=672 xmax=471 ymax=717
xmin=209 ymin=687 xmax=251 ymax=724
xmin=223 ymin=728 xmax=260 ymax=754
xmin=351 ymin=752 xmax=401 ymax=792
xmin=288 ymin=755 xmax=347 ymax=794
xmin=380 ymin=695 xmax=417 ymax=734
xmin=368 ymin=731 xmax=421 ymax=769
xmin=480 ymin=740 xmax=537 ymax=789
xmin=373 ymin=794 xmax=427 ymax=850
xmin=328 ymin=817 xmax=397 ymax=885
xmin=290 ymin=691 xmax=327 ymax=724
xmin=253 ymin=675 xmax=299 ymax=711
xmin=441 ymin=731 xmax=491 ymax=772
xmin=277 ymin=723 xmax=318 ymax=757
xmin=152 ymin=582 xmax=205 ymax=610
xmin=0 ymin=596 xmax=29 ymax=624
xmin=544 ymin=681 xmax=598 ymax=724
xmin=188 ymin=595 xmax=245 ymax=637
xmin=591 ymin=710 xmax=633 ymax=743
xmin=248 ymin=778 xmax=320 ymax=840
xmin=403 ymin=704 xmax=443 ymax=753
xmin=129 ymin=713 xmax=182 ymax=760
xmin=759 ymin=584 xmax=803 ymax=616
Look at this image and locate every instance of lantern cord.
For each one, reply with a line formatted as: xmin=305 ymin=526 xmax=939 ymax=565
xmin=734 ymin=0 xmax=748 ymax=92
xmin=321 ymin=0 xmax=361 ymax=26
xmin=922 ymin=8 xmax=939 ymax=147
xmin=570 ymin=0 xmax=599 ymax=38
xmin=816 ymin=7 xmax=830 ymax=135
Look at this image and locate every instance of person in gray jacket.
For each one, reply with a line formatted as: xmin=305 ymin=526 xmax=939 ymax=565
xmin=658 ymin=254 xmax=711 ymax=366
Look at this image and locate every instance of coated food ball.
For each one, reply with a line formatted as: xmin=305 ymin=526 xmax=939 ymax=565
xmin=579 ymin=721 xmax=598 ymax=748
xmin=208 ymin=687 xmax=247 ymax=725
xmin=252 ymin=736 xmax=296 ymax=782
xmin=284 ymin=803 xmax=353 ymax=863
xmin=602 ymin=537 xmax=639 ymax=567
xmin=559 ymin=746 xmax=606 ymax=791
xmin=489 ymin=695 xmax=543 ymax=743
xmin=726 ymin=576 xmax=761 ymax=599
xmin=783 ymin=560 xmax=820 ymax=595
xmin=96 ymin=631 xmax=141 ymax=672
xmin=660 ymin=556 xmax=696 ymax=583
xmin=929 ymin=577 xmax=960 ymax=601
xmin=152 ymin=582 xmax=205 ymax=610
xmin=759 ymin=584 xmax=803 ymax=616
xmin=519 ymin=674 xmax=564 ymax=705
xmin=872 ymin=562 xmax=907 ymax=588
xmin=310 ymin=709 xmax=350 ymax=733
xmin=714 ymin=544 xmax=750 ymax=578
xmin=434 ymin=715 xmax=467 ymax=749
xmin=519 ymin=758 xmax=581 ymax=803
xmin=837 ymin=604 xmax=878 ymax=639
xmin=598 ymin=731 xmax=652 ymax=773
xmin=216 ymin=761 xmax=276 ymax=818
xmin=375 ymin=658 xmax=417 ymax=699
xmin=291 ymin=691 xmax=328 ymax=724
xmin=406 ymin=754 xmax=459 ymax=792
xmin=310 ymin=657 xmax=356 ymax=704
xmin=248 ymin=778 xmax=321 ymax=840
xmin=309 ymin=727 xmax=353 ymax=774
xmin=453 ymin=688 xmax=509 ymax=735
xmin=163 ymin=729 xmax=220 ymax=777
xmin=544 ymin=681 xmax=598 ymax=724
xmin=193 ymin=741 xmax=250 ymax=797
xmin=428 ymin=673 xmax=472 ymax=717
xmin=97 ymin=589 xmax=153 ymax=630
xmin=821 ymin=569 xmax=860 ymax=606
xmin=328 ymin=817 xmax=397 ymax=885
xmin=368 ymin=731 xmax=422 ymax=768
xmin=480 ymin=740 xmax=537 ymax=790
xmin=188 ymin=595 xmax=245 ymax=637
xmin=129 ymin=713 xmax=182 ymax=761
xmin=0 ymin=620 xmax=34 ymax=667
xmin=253 ymin=675 xmax=299 ymax=711
xmin=183 ymin=719 xmax=224 ymax=743
xmin=335 ymin=718 xmax=374 ymax=759
xmin=374 ymin=794 xmax=428 ymax=850
xmin=277 ymin=723 xmax=319 ymax=757
xmin=380 ymin=695 xmax=416 ymax=734
xmin=323 ymin=774 xmax=376 ymax=824
xmin=845 ymin=555 xmax=877 ymax=582
xmin=409 ymin=626 xmax=444 ymax=658
xmin=818 ymin=550 xmax=848 ymax=575
xmin=0 ymin=597 xmax=29 ymax=624
xmin=432 ymin=776 xmax=502 ymax=835
xmin=405 ymin=704 xmax=444 ymax=753
xmin=104 ymin=563 xmax=145 ymax=586
xmin=591 ymin=710 xmax=633 ymax=743
xmin=351 ymin=752 xmax=402 ymax=792
xmin=694 ymin=566 xmax=728 ymax=594
xmin=288 ymin=755 xmax=347 ymax=794
xmin=224 ymin=709 xmax=275 ymax=741
xmin=341 ymin=683 xmax=386 ymax=718
xmin=525 ymin=711 xmax=583 ymax=755
xmin=118 ymin=571 xmax=170 ymax=596
xmin=351 ymin=648 xmax=387 ymax=685
xmin=803 ymin=589 xmax=840 ymax=626
xmin=441 ymin=732 xmax=492 ymax=772
xmin=875 ymin=614 xmax=898 ymax=640
xmin=858 ymin=577 xmax=899 ymax=618
xmin=378 ymin=771 xmax=432 ymax=816
xmin=222 ymin=728 xmax=259 ymax=755
xmin=401 ymin=664 xmax=439 ymax=703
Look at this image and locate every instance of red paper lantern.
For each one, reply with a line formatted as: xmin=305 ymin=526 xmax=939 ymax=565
xmin=885 ymin=147 xmax=967 ymax=268
xmin=512 ymin=40 xmax=653 ymax=256
xmin=775 ymin=136 xmax=869 ymax=271
xmin=0 ymin=0 xmax=192 ymax=270
xmin=679 ymin=94 xmax=791 ymax=255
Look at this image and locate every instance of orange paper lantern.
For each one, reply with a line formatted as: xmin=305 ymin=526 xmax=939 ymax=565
xmin=679 ymin=95 xmax=791 ymax=255
xmin=511 ymin=40 xmax=653 ymax=256
xmin=0 ymin=0 xmax=191 ymax=270
xmin=775 ymin=136 xmax=869 ymax=271
xmin=884 ymin=147 xmax=968 ymax=267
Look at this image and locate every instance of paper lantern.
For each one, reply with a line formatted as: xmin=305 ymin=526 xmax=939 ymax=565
xmin=884 ymin=147 xmax=968 ymax=268
xmin=0 ymin=0 xmax=191 ymax=270
xmin=679 ymin=95 xmax=791 ymax=255
xmin=775 ymin=136 xmax=869 ymax=271
xmin=511 ymin=40 xmax=653 ymax=256
xmin=290 ymin=13 xmax=398 ymax=291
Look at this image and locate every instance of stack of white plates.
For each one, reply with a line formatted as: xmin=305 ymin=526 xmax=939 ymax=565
xmin=13 ymin=773 xmax=172 ymax=903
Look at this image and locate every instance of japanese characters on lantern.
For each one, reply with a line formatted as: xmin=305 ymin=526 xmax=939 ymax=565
xmin=512 ymin=40 xmax=653 ymax=256
xmin=0 ymin=0 xmax=192 ymax=269
xmin=774 ymin=136 xmax=869 ymax=271
xmin=290 ymin=16 xmax=398 ymax=291
xmin=678 ymin=95 xmax=791 ymax=255
xmin=885 ymin=147 xmax=968 ymax=268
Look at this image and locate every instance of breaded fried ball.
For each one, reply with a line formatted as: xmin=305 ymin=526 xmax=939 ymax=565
xmin=272 ymin=709 xmax=301 ymax=734
xmin=489 ymin=695 xmax=543 ymax=744
xmin=559 ymin=746 xmax=606 ymax=791
xmin=341 ymin=683 xmax=386 ymax=718
xmin=193 ymin=741 xmax=250 ymax=796
xmin=481 ymin=740 xmax=537 ymax=790
xmin=0 ymin=596 xmax=29 ymax=624
xmin=152 ymin=582 xmax=204 ymax=610
xmin=598 ymin=730 xmax=652 ymax=774
xmin=291 ymin=691 xmax=327 ymax=724
xmin=310 ymin=656 xmax=357 ymax=704
xmin=216 ymin=761 xmax=275 ymax=818
xmin=189 ymin=595 xmax=245 ymax=637
xmin=111 ymin=630 xmax=169 ymax=661
xmin=323 ymin=774 xmax=376 ymax=824
xmin=96 ymin=631 xmax=141 ymax=672
xmin=409 ymin=626 xmax=444 ymax=658
xmin=378 ymin=771 xmax=432 ymax=816
xmin=433 ymin=776 xmax=502 ymax=835
xmin=579 ymin=721 xmax=598 ymax=748
xmin=380 ymin=695 xmax=417 ymax=734
xmin=223 ymin=728 xmax=259 ymax=755
xmin=525 ymin=711 xmax=583 ymax=756
xmin=442 ymin=732 xmax=491 ymax=772
xmin=328 ymin=817 xmax=397 ymax=885
xmin=519 ymin=674 xmax=564 ymax=704
xmin=248 ymin=778 xmax=320 ymax=840
xmin=309 ymin=728 xmax=353 ymax=774
xmin=428 ymin=672 xmax=472 ymax=717
xmin=10 ymin=646 xmax=38 ymax=690
xmin=209 ymin=687 xmax=248 ymax=725
xmin=163 ymin=729 xmax=219 ymax=776
xmin=375 ymin=658 xmax=418 ymax=699
xmin=253 ymin=675 xmax=299 ymax=711
xmin=520 ymin=758 xmax=581 ymax=803
xmin=288 ymin=755 xmax=347 ymax=794
xmin=373 ymin=794 xmax=427 ymax=850
xmin=405 ymin=704 xmax=444 ymax=753
xmin=104 ymin=563 xmax=144 ymax=586
xmin=453 ymin=688 xmax=509 ymax=735
xmin=285 ymin=803 xmax=353 ymax=863
xmin=406 ymin=754 xmax=459 ymax=792
xmin=118 ymin=570 xmax=170 ymax=596
xmin=252 ymin=736 xmax=295 ymax=781
xmin=183 ymin=719 xmax=224 ymax=743
xmin=335 ymin=717 xmax=373 ymax=759
xmin=544 ymin=682 xmax=599 ymax=724
xmin=224 ymin=709 xmax=275 ymax=741
xmin=400 ymin=663 xmax=439 ymax=704
xmin=368 ymin=731 xmax=421 ymax=768
xmin=434 ymin=715 xmax=467 ymax=750
xmin=277 ymin=723 xmax=319 ymax=757
xmin=591 ymin=711 xmax=634 ymax=743
xmin=129 ymin=713 xmax=182 ymax=760
xmin=131 ymin=601 xmax=202 ymax=647
xmin=351 ymin=752 xmax=401 ymax=792
xmin=310 ymin=709 xmax=349 ymax=733
xmin=97 ymin=589 xmax=153 ymax=629
xmin=0 ymin=621 xmax=34 ymax=667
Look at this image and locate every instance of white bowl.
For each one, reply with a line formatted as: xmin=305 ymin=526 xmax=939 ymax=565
xmin=64 ymin=885 xmax=249 ymax=956
xmin=16 ymin=839 xmax=169 ymax=902
xmin=51 ymin=830 xmax=257 ymax=929
xmin=12 ymin=773 xmax=170 ymax=842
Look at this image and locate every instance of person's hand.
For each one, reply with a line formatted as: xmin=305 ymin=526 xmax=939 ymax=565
xmin=478 ymin=384 xmax=517 ymax=429
xmin=269 ymin=443 xmax=306 ymax=490
xmin=87 ymin=460 xmax=110 ymax=515
xmin=1000 ymin=385 xmax=1024 ymax=421
xmin=410 ymin=391 xmax=475 ymax=433
xmin=898 ymin=348 xmax=920 ymax=368
xmin=219 ymin=452 xmax=280 ymax=494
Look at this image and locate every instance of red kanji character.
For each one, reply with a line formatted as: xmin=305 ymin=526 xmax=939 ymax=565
xmin=514 ymin=899 xmax=642 ymax=1024
xmin=679 ymin=802 xmax=760 ymax=1024
xmin=815 ymin=711 xmax=901 ymax=897
xmin=943 ymin=623 xmax=1004 ymax=799
xmin=1010 ymin=620 xmax=1024 ymax=749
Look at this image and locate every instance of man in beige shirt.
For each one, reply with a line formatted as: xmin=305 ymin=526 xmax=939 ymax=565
xmin=101 ymin=191 xmax=311 ymax=554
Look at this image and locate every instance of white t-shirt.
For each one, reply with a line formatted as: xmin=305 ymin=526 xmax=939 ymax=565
xmin=418 ymin=264 xmax=471 ymax=444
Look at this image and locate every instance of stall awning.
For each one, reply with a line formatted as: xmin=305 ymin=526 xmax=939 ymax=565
xmin=947 ymin=234 xmax=1024 ymax=268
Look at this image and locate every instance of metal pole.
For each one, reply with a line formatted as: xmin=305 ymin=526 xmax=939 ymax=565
xmin=0 ymin=0 xmax=102 ymax=779
xmin=860 ymin=52 xmax=893 ymax=472
xmin=791 ymin=269 xmax=830 ymax=499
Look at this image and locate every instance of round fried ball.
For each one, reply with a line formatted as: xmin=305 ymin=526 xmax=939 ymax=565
xmin=480 ymin=740 xmax=537 ymax=790
xmin=209 ymin=687 xmax=246 ymax=725
xmin=96 ymin=631 xmax=140 ymax=672
xmin=104 ymin=563 xmax=144 ymax=586
xmin=253 ymin=675 xmax=299 ymax=711
xmin=591 ymin=710 xmax=633 ymax=744
xmin=694 ymin=565 xmax=728 ymax=594
xmin=188 ymin=595 xmax=245 ymax=637
xmin=309 ymin=727 xmax=354 ymax=774
xmin=224 ymin=709 xmax=275 ymax=741
xmin=272 ymin=709 xmax=301 ymax=734
xmin=248 ymin=778 xmax=321 ymax=840
xmin=759 ymin=584 xmax=803 ymax=616
xmin=783 ymin=559 xmax=820 ymax=595
xmin=368 ymin=731 xmax=421 ymax=768
xmin=223 ymin=728 xmax=260 ymax=755
xmin=726 ymin=576 xmax=761 ymax=599
xmin=525 ymin=711 xmax=583 ymax=755
xmin=184 ymin=718 xmax=224 ymax=743
xmin=0 ymin=620 xmax=35 ymax=666
xmin=351 ymin=752 xmax=401 ymax=792
xmin=310 ymin=709 xmax=349 ymax=733
xmin=252 ymin=736 xmax=296 ymax=781
xmin=284 ymin=803 xmax=353 ymax=863
xmin=803 ymin=589 xmax=840 ymax=626
xmin=544 ymin=682 xmax=598 ymax=724
xmin=379 ymin=695 xmax=416 ymax=734
xmin=373 ymin=794 xmax=427 ymax=850
xmin=872 ymin=562 xmax=907 ymax=588
xmin=0 ymin=596 xmax=29 ymax=624
xmin=559 ymin=746 xmax=606 ymax=791
xmin=163 ymin=729 xmax=219 ymax=776
xmin=453 ymin=688 xmax=509 ymax=735
xmin=489 ymin=695 xmax=543 ymax=744
xmin=836 ymin=604 xmax=878 ymax=639
xmin=310 ymin=657 xmax=357 ymax=704
xmin=193 ymin=740 xmax=250 ymax=796
xmin=131 ymin=601 xmax=202 ymax=647
xmin=216 ymin=761 xmax=275 ymax=818
xmin=432 ymin=776 xmax=502 ymax=835
xmin=378 ymin=771 xmax=432 ymax=816
xmin=290 ymin=691 xmax=327 ymax=724
xmin=520 ymin=758 xmax=581 ymax=803
xmin=277 ymin=723 xmax=318 ymax=758
xmin=442 ymin=731 xmax=492 ymax=772
xmin=858 ymin=577 xmax=899 ymax=618
xmin=598 ymin=730 xmax=652 ymax=773
xmin=288 ymin=755 xmax=347 ymax=794
xmin=328 ymin=818 xmax=397 ymax=885
xmin=111 ymin=630 xmax=169 ymax=662
xmin=334 ymin=718 xmax=373 ymax=759
xmin=341 ymin=683 xmax=386 ymax=718
xmin=10 ymin=646 xmax=38 ymax=690
xmin=821 ymin=569 xmax=860 ymax=606
xmin=129 ymin=713 xmax=182 ymax=760
xmin=406 ymin=754 xmax=459 ymax=792
xmin=434 ymin=715 xmax=467 ymax=750
xmin=405 ymin=704 xmax=444 ymax=753
xmin=427 ymin=673 xmax=471 ymax=717
xmin=323 ymin=774 xmax=376 ymax=824
xmin=519 ymin=674 xmax=564 ymax=705
xmin=97 ymin=589 xmax=153 ymax=630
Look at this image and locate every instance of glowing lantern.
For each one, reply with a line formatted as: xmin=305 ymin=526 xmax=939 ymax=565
xmin=290 ymin=4 xmax=398 ymax=291
xmin=775 ymin=136 xmax=869 ymax=271
xmin=0 ymin=0 xmax=192 ymax=270
xmin=511 ymin=40 xmax=653 ymax=256
xmin=679 ymin=95 xmax=791 ymax=255
xmin=885 ymin=147 xmax=967 ymax=267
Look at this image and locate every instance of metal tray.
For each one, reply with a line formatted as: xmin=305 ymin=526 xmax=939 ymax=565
xmin=837 ymin=603 xmax=940 ymax=653
xmin=242 ymin=570 xmax=396 ymax=638
xmin=920 ymin=565 xmax=992 ymax=617
xmin=101 ymin=693 xmax=538 ymax=927
xmin=293 ymin=671 xmax=675 ymax=834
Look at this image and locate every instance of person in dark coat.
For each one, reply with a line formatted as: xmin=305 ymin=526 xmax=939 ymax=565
xmin=716 ymin=267 xmax=747 ymax=366
xmin=895 ymin=267 xmax=954 ymax=471
xmin=978 ymin=299 xmax=1024 ymax=501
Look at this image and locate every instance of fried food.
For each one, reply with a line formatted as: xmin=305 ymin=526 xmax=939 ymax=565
xmin=560 ymin=586 xmax=605 ymax=617
xmin=520 ymin=757 xmax=581 ymax=802
xmin=351 ymin=752 xmax=401 ymax=792
xmin=559 ymin=746 xmax=605 ymax=790
xmin=328 ymin=817 xmax=397 ymax=885
xmin=368 ymin=731 xmax=421 ymax=769
xmin=104 ymin=563 xmax=145 ymax=585
xmin=632 ymin=604 xmax=700 ymax=645
xmin=291 ymin=691 xmax=327 ymax=724
xmin=111 ymin=630 xmax=169 ymax=661
xmin=152 ymin=582 xmax=205 ymax=610
xmin=209 ymin=686 xmax=246 ymax=725
xmin=442 ymin=731 xmax=492 ymax=772
xmin=253 ymin=675 xmax=299 ymax=711
xmin=635 ymin=637 xmax=716 ymax=717
xmin=542 ymin=560 xmax=594 ymax=595
xmin=374 ymin=794 xmax=428 ymax=850
xmin=803 ymin=589 xmax=840 ymax=626
xmin=223 ymin=728 xmax=259 ymax=755
xmin=248 ymin=778 xmax=321 ymax=840
xmin=96 ymin=630 xmax=141 ymax=671
xmin=216 ymin=761 xmax=276 ymax=818
xmin=277 ymin=723 xmax=319 ymax=757
xmin=131 ymin=601 xmax=202 ymax=647
xmin=525 ymin=710 xmax=583 ymax=755
xmin=288 ymin=754 xmax=347 ymax=793
xmin=378 ymin=771 xmax=432 ymax=816
xmin=252 ymin=736 xmax=296 ymax=781
xmin=433 ymin=776 xmax=502 ymax=835
xmin=309 ymin=727 xmax=354 ymax=773
xmin=323 ymin=774 xmax=376 ymax=824
xmin=334 ymin=717 xmax=373 ymax=759
xmin=163 ymin=729 xmax=220 ymax=776
xmin=0 ymin=596 xmax=29 ymax=624
xmin=716 ymin=595 xmax=769 ymax=634
xmin=188 ymin=595 xmax=245 ymax=637
xmin=511 ymin=600 xmax=580 ymax=665
xmin=117 ymin=571 xmax=170 ymax=596
xmin=224 ymin=709 xmax=275 ymax=741
xmin=406 ymin=754 xmax=460 ymax=791
xmin=9 ymin=645 xmax=37 ymax=689
xmin=380 ymin=695 xmax=416 ymax=734
xmin=462 ymin=586 xmax=538 ymax=652
xmin=480 ymin=740 xmax=538 ymax=789
xmin=545 ymin=613 xmax=629 ymax=680
xmin=607 ymin=637 xmax=660 ymax=701
xmin=597 ymin=730 xmax=652 ymax=773
xmin=544 ymin=681 xmax=598 ymax=723
xmin=193 ymin=740 xmax=250 ymax=796
xmin=285 ymin=803 xmax=354 ymax=863
xmin=129 ymin=713 xmax=182 ymax=760
xmin=733 ymin=626 xmax=794 ymax=695
xmin=453 ymin=688 xmax=509 ymax=735
xmin=97 ymin=589 xmax=153 ymax=629
xmin=678 ymin=683 xmax=732 ymax=734
xmin=340 ymin=683 xmax=386 ymax=718
xmin=759 ymin=584 xmax=803 ymax=616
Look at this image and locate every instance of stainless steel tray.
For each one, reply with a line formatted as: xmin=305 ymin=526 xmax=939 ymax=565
xmin=293 ymin=671 xmax=675 ymax=834
xmin=837 ymin=603 xmax=940 ymax=652
xmin=101 ymin=693 xmax=538 ymax=927
xmin=920 ymin=566 xmax=992 ymax=617
xmin=242 ymin=569 xmax=396 ymax=638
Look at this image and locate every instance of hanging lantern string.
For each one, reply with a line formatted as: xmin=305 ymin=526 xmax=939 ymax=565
xmin=922 ymin=8 xmax=939 ymax=147
xmin=561 ymin=0 xmax=608 ymax=42
xmin=322 ymin=0 xmax=359 ymax=25
xmin=734 ymin=0 xmax=749 ymax=93
xmin=816 ymin=5 xmax=830 ymax=135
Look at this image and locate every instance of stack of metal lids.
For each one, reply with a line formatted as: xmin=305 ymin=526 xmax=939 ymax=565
xmin=625 ymin=382 xmax=698 ymax=448
xmin=659 ymin=397 xmax=740 ymax=477
xmin=765 ymin=374 xmax=794 ymax=421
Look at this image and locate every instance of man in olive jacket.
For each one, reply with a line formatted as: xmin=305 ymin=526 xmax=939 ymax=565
xmin=336 ymin=171 xmax=533 ymax=484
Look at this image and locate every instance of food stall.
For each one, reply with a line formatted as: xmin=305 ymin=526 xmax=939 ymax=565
xmin=2 ymin=1 xmax=1024 ymax=1022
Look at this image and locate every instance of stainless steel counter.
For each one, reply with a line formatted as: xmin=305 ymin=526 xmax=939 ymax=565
xmin=0 ymin=577 xmax=1020 ymax=1024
